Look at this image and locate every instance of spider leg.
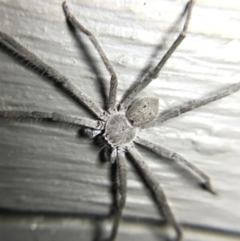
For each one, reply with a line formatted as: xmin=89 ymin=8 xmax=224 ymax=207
xmin=145 ymin=82 xmax=240 ymax=128
xmin=119 ymin=0 xmax=195 ymax=110
xmin=127 ymin=146 xmax=183 ymax=241
xmin=134 ymin=0 xmax=191 ymax=87
xmin=109 ymin=149 xmax=127 ymax=241
xmin=135 ymin=136 xmax=216 ymax=194
xmin=0 ymin=31 xmax=106 ymax=120
xmin=0 ymin=110 xmax=104 ymax=130
xmin=62 ymin=2 xmax=118 ymax=113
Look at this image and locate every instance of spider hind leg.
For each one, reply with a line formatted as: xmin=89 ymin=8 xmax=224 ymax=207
xmin=135 ymin=136 xmax=216 ymax=194
xmin=108 ymin=150 xmax=127 ymax=241
xmin=127 ymin=146 xmax=183 ymax=241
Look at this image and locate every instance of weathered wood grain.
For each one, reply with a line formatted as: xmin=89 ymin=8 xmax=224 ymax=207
xmin=0 ymin=0 xmax=239 ymax=240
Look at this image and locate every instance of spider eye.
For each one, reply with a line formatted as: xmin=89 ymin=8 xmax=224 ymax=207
xmin=126 ymin=97 xmax=159 ymax=127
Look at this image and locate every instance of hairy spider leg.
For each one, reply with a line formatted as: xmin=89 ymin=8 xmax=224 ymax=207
xmin=127 ymin=147 xmax=183 ymax=241
xmin=109 ymin=150 xmax=127 ymax=241
xmin=119 ymin=0 xmax=195 ymax=110
xmin=133 ymin=0 xmax=193 ymax=88
xmin=0 ymin=111 xmax=104 ymax=130
xmin=62 ymin=2 xmax=118 ymax=113
xmin=146 ymin=82 xmax=240 ymax=128
xmin=135 ymin=136 xmax=216 ymax=194
xmin=0 ymin=31 xmax=106 ymax=120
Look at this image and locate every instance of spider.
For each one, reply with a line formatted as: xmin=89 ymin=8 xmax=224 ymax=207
xmin=0 ymin=1 xmax=240 ymax=241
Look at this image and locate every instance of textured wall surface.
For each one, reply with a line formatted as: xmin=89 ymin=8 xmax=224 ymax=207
xmin=0 ymin=0 xmax=240 ymax=241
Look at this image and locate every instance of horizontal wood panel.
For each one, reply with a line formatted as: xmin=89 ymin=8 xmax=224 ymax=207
xmin=0 ymin=0 xmax=240 ymax=240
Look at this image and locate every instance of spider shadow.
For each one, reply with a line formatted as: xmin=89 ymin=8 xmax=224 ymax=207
xmin=80 ymin=130 xmax=119 ymax=220
xmin=120 ymin=2 xmax=190 ymax=105
xmin=0 ymin=206 xmax=171 ymax=241
xmin=64 ymin=18 xmax=108 ymax=110
xmin=2 ymin=207 xmax=238 ymax=241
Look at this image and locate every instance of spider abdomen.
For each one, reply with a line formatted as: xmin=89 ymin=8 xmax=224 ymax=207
xmin=126 ymin=97 xmax=159 ymax=127
xmin=104 ymin=113 xmax=137 ymax=146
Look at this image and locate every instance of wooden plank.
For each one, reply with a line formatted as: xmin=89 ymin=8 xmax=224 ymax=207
xmin=0 ymin=0 xmax=240 ymax=240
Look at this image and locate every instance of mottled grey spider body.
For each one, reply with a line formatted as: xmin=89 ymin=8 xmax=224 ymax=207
xmin=102 ymin=97 xmax=159 ymax=148
xmin=84 ymin=96 xmax=159 ymax=164
xmin=104 ymin=112 xmax=137 ymax=147
xmin=0 ymin=1 xmax=240 ymax=241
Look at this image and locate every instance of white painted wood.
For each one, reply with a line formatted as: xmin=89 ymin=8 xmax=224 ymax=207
xmin=0 ymin=0 xmax=239 ymax=240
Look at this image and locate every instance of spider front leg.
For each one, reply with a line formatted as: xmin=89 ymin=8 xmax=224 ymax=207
xmin=0 ymin=110 xmax=104 ymax=130
xmin=0 ymin=31 xmax=106 ymax=120
xmin=62 ymin=2 xmax=118 ymax=112
xmin=127 ymin=146 xmax=183 ymax=241
xmin=120 ymin=0 xmax=195 ymax=110
xmin=135 ymin=136 xmax=216 ymax=194
xmin=109 ymin=149 xmax=127 ymax=241
xmin=146 ymin=82 xmax=240 ymax=128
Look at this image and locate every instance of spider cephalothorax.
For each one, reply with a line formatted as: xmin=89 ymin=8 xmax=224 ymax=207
xmin=0 ymin=1 xmax=240 ymax=241
xmin=104 ymin=112 xmax=137 ymax=146
xmin=96 ymin=97 xmax=160 ymax=163
xmin=104 ymin=97 xmax=159 ymax=146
